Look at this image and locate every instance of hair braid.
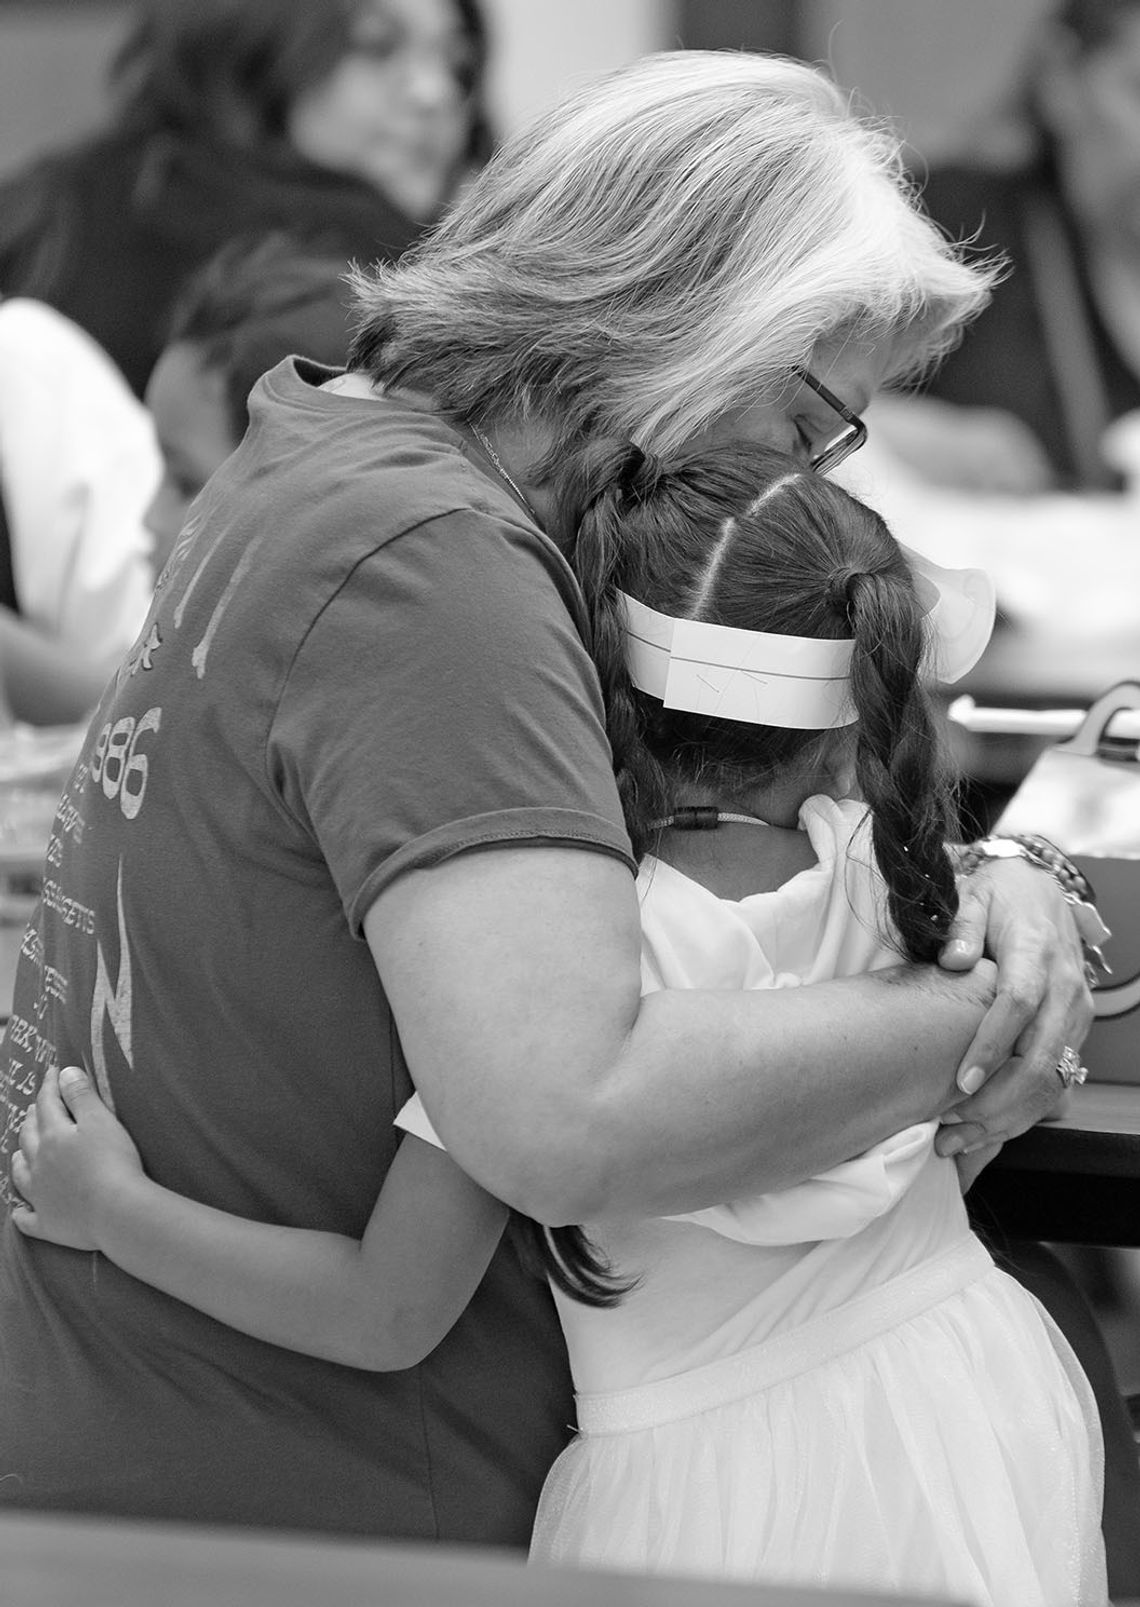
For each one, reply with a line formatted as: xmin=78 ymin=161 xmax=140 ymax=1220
xmin=845 ymin=571 xmax=960 ymax=961
xmin=551 ymin=441 xmax=673 ymax=858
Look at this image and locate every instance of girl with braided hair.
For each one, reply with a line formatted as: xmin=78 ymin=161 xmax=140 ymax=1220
xmin=13 ymin=441 xmax=1106 ymax=1604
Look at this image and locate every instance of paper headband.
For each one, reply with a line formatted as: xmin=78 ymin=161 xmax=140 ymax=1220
xmin=619 ymin=550 xmax=995 ymax=731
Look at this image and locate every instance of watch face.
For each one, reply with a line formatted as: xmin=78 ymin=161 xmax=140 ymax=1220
xmin=981 ymin=838 xmax=1024 ymax=858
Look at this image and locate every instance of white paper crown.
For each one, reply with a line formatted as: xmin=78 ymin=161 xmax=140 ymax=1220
xmin=619 ymin=550 xmax=995 ymax=730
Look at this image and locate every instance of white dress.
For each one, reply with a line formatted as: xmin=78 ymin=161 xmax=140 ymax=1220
xmin=399 ymin=796 xmax=1107 ymax=1606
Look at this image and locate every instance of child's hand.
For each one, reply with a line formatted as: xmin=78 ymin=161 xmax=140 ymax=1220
xmin=11 ymin=1065 xmax=143 ymax=1251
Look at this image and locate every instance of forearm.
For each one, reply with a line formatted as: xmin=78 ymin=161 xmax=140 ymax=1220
xmin=92 ymin=1175 xmax=397 ymax=1365
xmin=91 ymin=1168 xmax=505 ymax=1371
xmin=557 ymin=963 xmax=985 ymax=1219
xmin=0 ymin=608 xmax=109 ymax=724
xmin=371 ymin=851 xmax=996 ymax=1230
xmin=435 ymin=964 xmax=989 ymax=1226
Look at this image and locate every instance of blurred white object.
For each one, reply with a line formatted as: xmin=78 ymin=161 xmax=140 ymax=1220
xmin=1102 ymin=409 xmax=1140 ymax=486
xmin=949 ymin=694 xmax=1140 ymax=739
xmin=0 ymin=720 xmax=85 ymax=786
xmin=838 ymin=410 xmax=1140 ymax=639
xmin=0 ymin=299 xmax=159 ymax=664
xmin=866 ymin=393 xmax=1058 ymax=495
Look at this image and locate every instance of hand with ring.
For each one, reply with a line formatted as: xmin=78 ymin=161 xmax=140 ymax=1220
xmin=1055 ymin=1045 xmax=1088 ymax=1091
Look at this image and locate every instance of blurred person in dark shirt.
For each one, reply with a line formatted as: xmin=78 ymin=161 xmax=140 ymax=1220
xmin=0 ymin=0 xmax=492 ymax=400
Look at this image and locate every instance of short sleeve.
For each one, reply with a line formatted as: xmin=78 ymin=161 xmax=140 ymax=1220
xmin=269 ymin=508 xmax=636 ymax=932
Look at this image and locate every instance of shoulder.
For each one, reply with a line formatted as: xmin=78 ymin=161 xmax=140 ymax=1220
xmin=254 ymin=362 xmax=587 ymax=610
xmin=191 ymin=368 xmax=596 ymax=711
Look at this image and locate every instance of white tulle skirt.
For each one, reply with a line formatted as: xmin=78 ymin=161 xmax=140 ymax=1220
xmin=529 ymin=1237 xmax=1107 ymax=1607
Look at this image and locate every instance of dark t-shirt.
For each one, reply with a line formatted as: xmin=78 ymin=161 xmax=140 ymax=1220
xmin=0 ymin=359 xmax=634 ymax=1540
xmin=0 ymin=133 xmax=423 ymax=397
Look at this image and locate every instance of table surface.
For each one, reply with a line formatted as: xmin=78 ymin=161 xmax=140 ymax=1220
xmin=993 ymin=1082 xmax=1140 ymax=1178
xmin=1 ymin=1515 xmax=969 ymax=1607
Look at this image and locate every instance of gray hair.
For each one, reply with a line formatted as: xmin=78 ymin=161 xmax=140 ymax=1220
xmin=349 ymin=50 xmax=997 ymax=459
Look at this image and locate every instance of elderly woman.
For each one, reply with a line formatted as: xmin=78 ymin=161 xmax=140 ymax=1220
xmin=0 ymin=0 xmax=490 ymax=397
xmin=0 ymin=49 xmax=1101 ymax=1551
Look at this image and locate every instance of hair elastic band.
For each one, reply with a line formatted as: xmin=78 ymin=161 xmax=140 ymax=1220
xmin=619 ymin=592 xmax=857 ymax=729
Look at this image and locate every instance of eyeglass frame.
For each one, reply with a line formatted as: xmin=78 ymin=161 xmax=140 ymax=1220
xmin=793 ymin=367 xmax=868 ymax=475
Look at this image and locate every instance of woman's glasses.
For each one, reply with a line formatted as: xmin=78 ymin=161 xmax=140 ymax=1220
xmin=795 ymin=368 xmax=868 ymax=475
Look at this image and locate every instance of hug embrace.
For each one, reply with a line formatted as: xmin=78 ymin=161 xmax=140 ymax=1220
xmin=2 ymin=46 xmax=1127 ymax=1607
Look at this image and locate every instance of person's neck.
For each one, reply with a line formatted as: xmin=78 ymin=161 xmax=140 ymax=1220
xmin=467 ymin=416 xmax=558 ymax=531
xmin=650 ymin=779 xmax=821 ymax=902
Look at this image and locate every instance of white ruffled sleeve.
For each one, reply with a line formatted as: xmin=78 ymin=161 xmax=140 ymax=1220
xmin=663 ymin=1122 xmax=937 ymax=1244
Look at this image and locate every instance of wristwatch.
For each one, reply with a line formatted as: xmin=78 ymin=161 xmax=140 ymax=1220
xmin=958 ymin=833 xmax=1112 ymax=976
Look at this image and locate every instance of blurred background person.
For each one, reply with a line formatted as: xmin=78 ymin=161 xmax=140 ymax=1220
xmin=832 ymin=0 xmax=1140 ymax=833
xmin=0 ymin=0 xmax=492 ymax=401
xmin=0 ymin=235 xmax=354 ymax=729
xmin=143 ymin=233 xmax=358 ymax=571
xmin=875 ymin=0 xmax=1140 ymax=495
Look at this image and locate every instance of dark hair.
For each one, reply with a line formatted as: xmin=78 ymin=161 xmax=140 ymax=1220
xmin=110 ymin=0 xmax=492 ymax=160
xmin=515 ymin=441 xmax=962 ymax=1306
xmin=164 ymin=233 xmax=355 ymax=440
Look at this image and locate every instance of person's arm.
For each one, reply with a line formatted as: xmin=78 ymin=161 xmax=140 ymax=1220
xmin=0 ymin=606 xmax=110 ymax=724
xmin=12 ymin=1066 xmax=507 ymax=1372
xmin=362 ymin=844 xmax=1083 ymax=1226
xmin=280 ymin=505 xmax=1087 ymax=1235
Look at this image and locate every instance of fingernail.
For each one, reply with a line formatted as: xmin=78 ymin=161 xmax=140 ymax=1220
xmin=58 ymin=1066 xmax=84 ymax=1091
xmin=958 ymin=1065 xmax=986 ymax=1096
xmin=941 ymin=1134 xmax=966 ymax=1156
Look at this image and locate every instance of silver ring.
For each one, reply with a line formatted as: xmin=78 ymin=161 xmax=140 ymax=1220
xmin=1056 ymin=1045 xmax=1089 ymax=1090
